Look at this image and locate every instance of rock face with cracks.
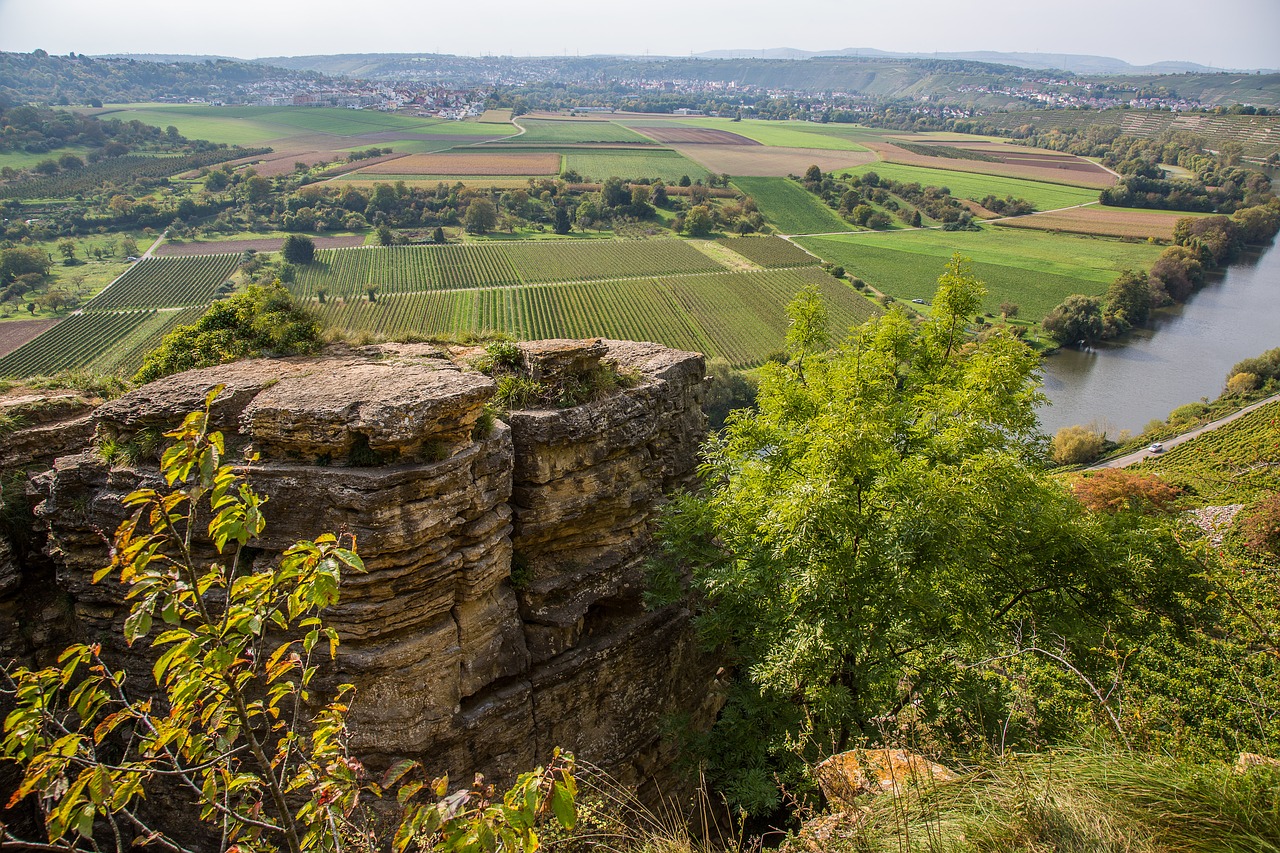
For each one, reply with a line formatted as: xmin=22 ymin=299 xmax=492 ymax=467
xmin=9 ymin=339 xmax=722 ymax=801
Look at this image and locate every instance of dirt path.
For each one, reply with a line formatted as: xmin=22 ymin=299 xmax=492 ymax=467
xmin=1091 ymin=393 xmax=1280 ymax=470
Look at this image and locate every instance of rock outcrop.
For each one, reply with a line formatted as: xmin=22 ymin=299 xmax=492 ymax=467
xmin=13 ymin=339 xmax=721 ymax=800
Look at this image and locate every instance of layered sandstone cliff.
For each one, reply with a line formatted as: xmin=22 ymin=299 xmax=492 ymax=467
xmin=4 ymin=339 xmax=720 ymax=799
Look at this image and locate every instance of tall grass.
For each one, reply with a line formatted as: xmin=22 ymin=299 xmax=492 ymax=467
xmin=834 ymin=750 xmax=1280 ymax=853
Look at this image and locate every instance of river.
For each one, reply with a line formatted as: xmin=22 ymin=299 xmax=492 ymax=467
xmin=1038 ymin=237 xmax=1280 ymax=436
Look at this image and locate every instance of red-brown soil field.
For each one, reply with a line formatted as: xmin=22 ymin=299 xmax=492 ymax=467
xmin=993 ymin=205 xmax=1182 ymax=240
xmin=0 ymin=319 xmax=61 ymax=358
xmin=155 ymin=235 xmax=368 ymax=257
xmin=355 ymin=152 xmax=562 ymax=176
xmin=635 ymin=126 xmax=761 ymax=145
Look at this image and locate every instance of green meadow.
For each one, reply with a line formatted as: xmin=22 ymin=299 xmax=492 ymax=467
xmin=799 ymin=226 xmax=1164 ymax=319
xmin=564 ymin=149 xmax=709 ymax=183
xmin=845 ymin=161 xmax=1101 ymax=210
xmin=733 ymin=177 xmax=853 ymax=235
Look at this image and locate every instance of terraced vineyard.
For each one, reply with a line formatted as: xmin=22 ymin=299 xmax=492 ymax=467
xmin=292 ymin=245 xmax=521 ymax=300
xmin=502 ymin=239 xmax=723 ymax=282
xmin=307 ymin=266 xmax=879 ymax=367
xmin=1 ymin=239 xmax=879 ymax=376
xmin=0 ymin=311 xmax=160 ymax=376
xmin=1131 ymin=400 xmax=1280 ymax=504
xmin=290 ymin=240 xmax=724 ymax=300
xmin=85 ymin=255 xmax=240 ymax=310
xmin=717 ymin=236 xmax=819 ymax=268
xmin=86 ymin=307 xmax=208 ymax=376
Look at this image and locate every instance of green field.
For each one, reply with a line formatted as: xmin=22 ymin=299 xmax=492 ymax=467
xmin=504 ymin=119 xmax=652 ymax=145
xmin=846 ymin=162 xmax=1101 ymax=210
xmin=799 ymin=227 xmax=1165 ymax=319
xmin=96 ymin=105 xmax=510 ymax=148
xmin=1129 ymin=400 xmax=1280 ymax=504
xmin=733 ymin=177 xmax=853 ymax=235
xmin=563 ymin=149 xmax=709 ymax=183
xmin=0 ymin=145 xmax=95 ymax=171
xmin=670 ymin=118 xmax=870 ymax=151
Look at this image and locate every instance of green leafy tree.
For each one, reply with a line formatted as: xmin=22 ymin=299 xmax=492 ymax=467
xmin=464 ymin=198 xmax=498 ymax=235
xmin=1105 ymin=269 xmax=1152 ymax=328
xmin=651 ymin=260 xmax=1201 ymax=811
xmin=683 ymin=204 xmax=714 ymax=238
xmin=1043 ymin=294 xmax=1105 ymax=346
xmin=281 ymin=234 xmax=316 ymax=265
xmin=1 ymin=390 xmax=577 ymax=851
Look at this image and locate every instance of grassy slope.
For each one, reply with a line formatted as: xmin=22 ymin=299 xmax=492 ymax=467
xmin=733 ymin=177 xmax=852 ymax=235
xmin=800 ymin=226 xmax=1164 ymax=319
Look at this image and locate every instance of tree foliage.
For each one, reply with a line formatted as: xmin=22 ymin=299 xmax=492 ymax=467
xmin=133 ymin=283 xmax=322 ymax=384
xmin=1 ymin=389 xmax=576 ymax=851
xmin=280 ymin=234 xmax=316 ymax=265
xmin=651 ymin=258 xmax=1202 ymax=811
xmin=1052 ymin=424 xmax=1107 ymax=466
xmin=1043 ymin=294 xmax=1104 ymax=347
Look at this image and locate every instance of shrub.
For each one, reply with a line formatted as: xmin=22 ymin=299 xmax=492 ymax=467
xmin=1238 ymin=493 xmax=1280 ymax=556
xmin=1226 ymin=372 xmax=1262 ymax=396
xmin=1052 ymin=424 xmax=1107 ymax=466
xmin=134 ymin=283 xmax=321 ymax=384
xmin=1072 ymin=469 xmax=1182 ymax=514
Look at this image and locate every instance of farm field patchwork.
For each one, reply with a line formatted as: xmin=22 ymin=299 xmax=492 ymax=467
xmin=663 ymin=118 xmax=870 ymax=151
xmin=502 ymin=119 xmax=653 ymax=145
xmin=732 ymin=177 xmax=853 ymax=235
xmin=799 ymin=227 xmax=1165 ymax=319
xmin=673 ymin=144 xmax=875 ymax=177
xmin=845 ymin=162 xmax=1102 ymax=211
xmin=859 ymin=139 xmax=1116 ymax=189
xmin=0 ymin=310 xmax=157 ymax=377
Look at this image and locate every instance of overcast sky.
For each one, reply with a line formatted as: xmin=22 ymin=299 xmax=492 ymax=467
xmin=1 ymin=0 xmax=1277 ymax=70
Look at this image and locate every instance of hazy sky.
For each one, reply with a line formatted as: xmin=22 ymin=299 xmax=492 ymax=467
xmin=1 ymin=0 xmax=1277 ymax=70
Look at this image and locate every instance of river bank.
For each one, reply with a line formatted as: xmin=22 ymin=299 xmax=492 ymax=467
xmin=1038 ymin=237 xmax=1280 ymax=435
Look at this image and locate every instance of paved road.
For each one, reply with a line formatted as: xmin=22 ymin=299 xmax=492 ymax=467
xmin=1091 ymin=392 xmax=1280 ymax=469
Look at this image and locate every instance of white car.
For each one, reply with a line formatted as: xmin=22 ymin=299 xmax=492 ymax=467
xmin=1148 ymin=443 xmax=1165 ymax=453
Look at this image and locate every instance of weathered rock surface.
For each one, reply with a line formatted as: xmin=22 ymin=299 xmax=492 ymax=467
xmin=15 ymin=340 xmax=721 ymax=800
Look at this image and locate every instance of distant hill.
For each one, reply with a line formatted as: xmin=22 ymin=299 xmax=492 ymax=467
xmin=693 ymin=47 xmax=1272 ymax=75
xmin=1 ymin=52 xmax=328 ymax=105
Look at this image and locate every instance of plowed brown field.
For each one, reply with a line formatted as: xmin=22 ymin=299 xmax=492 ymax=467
xmin=671 ymin=145 xmax=875 ymax=177
xmin=993 ymin=205 xmax=1181 ymax=240
xmin=356 ymin=152 xmax=561 ymax=176
xmin=636 ymin=126 xmax=760 ymax=145
xmin=0 ymin=319 xmax=60 ymax=358
xmin=865 ymin=140 xmax=1116 ymax=189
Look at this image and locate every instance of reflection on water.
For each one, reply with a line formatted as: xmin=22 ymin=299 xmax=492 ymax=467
xmin=1039 ymin=238 xmax=1280 ymax=435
